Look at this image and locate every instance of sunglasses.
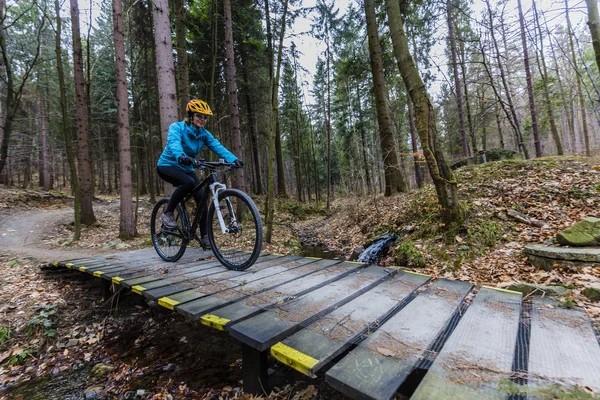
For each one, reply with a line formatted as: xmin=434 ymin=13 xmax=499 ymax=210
xmin=194 ymin=114 xmax=209 ymax=120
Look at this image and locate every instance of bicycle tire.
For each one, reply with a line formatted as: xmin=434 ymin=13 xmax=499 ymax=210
xmin=150 ymin=198 xmax=188 ymax=262
xmin=207 ymin=189 xmax=263 ymax=270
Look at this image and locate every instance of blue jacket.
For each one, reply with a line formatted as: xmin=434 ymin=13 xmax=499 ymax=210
xmin=157 ymin=121 xmax=237 ymax=172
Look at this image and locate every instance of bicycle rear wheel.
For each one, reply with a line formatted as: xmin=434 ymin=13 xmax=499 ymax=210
xmin=207 ymin=189 xmax=263 ymax=270
xmin=150 ymin=198 xmax=188 ymax=262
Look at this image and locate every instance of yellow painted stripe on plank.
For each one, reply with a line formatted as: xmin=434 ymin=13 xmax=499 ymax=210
xmin=158 ymin=297 xmax=180 ymax=310
xmin=200 ymin=314 xmax=230 ymax=331
xmin=65 ymin=263 xmax=74 ymax=268
xmin=112 ymin=277 xmax=124 ymax=284
xmin=404 ymin=270 xmax=431 ymax=277
xmin=305 ymin=256 xmax=322 ymax=260
xmin=131 ymin=285 xmax=146 ymax=294
xmin=482 ymin=285 xmax=521 ymax=295
xmin=346 ymin=261 xmax=364 ymax=264
xmin=93 ymin=271 xmax=104 ymax=277
xmin=271 ymin=342 xmax=319 ymax=377
xmin=79 ymin=266 xmax=88 ymax=272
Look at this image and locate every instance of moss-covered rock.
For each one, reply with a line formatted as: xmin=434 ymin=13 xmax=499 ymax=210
xmin=556 ymin=217 xmax=600 ymax=247
xmin=583 ymin=286 xmax=600 ymax=302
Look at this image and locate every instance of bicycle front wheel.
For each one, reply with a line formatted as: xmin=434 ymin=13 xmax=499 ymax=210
xmin=207 ymin=189 xmax=263 ymax=270
xmin=150 ymin=198 xmax=188 ymax=262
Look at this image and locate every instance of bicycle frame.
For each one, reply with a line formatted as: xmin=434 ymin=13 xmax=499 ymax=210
xmin=178 ymin=168 xmax=232 ymax=242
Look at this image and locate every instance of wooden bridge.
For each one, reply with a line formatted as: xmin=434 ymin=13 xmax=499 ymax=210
xmin=49 ymin=248 xmax=600 ymax=399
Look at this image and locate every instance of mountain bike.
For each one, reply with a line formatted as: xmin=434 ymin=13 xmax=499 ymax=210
xmin=150 ymin=160 xmax=263 ymax=271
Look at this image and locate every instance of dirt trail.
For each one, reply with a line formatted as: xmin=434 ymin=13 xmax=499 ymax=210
xmin=0 ymin=207 xmax=98 ymax=261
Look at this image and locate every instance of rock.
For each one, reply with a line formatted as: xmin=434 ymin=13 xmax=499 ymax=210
xmin=84 ymin=385 xmax=104 ymax=400
xmin=350 ymin=247 xmax=363 ymax=261
xmin=507 ymin=283 xmax=570 ymax=297
xmin=583 ymin=286 xmax=600 ymax=302
xmin=556 ymin=217 xmax=600 ymax=247
xmin=90 ymin=363 xmax=115 ymax=378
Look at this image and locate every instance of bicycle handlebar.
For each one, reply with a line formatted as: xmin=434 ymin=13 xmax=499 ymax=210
xmin=193 ymin=159 xmax=241 ymax=171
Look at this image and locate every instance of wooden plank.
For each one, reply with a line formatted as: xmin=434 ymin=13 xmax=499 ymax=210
xmin=164 ymin=258 xmax=341 ymax=313
xmin=53 ymin=257 xmax=98 ymax=267
xmin=129 ymin=254 xmax=283 ymax=293
xmin=229 ymin=265 xmax=396 ymax=351
xmin=325 ymin=279 xmax=473 ymax=400
xmin=144 ymin=255 xmax=305 ymax=300
xmin=411 ymin=286 xmax=522 ymax=400
xmin=121 ymin=260 xmax=224 ymax=289
xmin=194 ymin=261 xmax=368 ymax=331
xmin=527 ymin=296 xmax=600 ymax=396
xmin=174 ymin=259 xmax=354 ymax=321
xmin=100 ymin=257 xmax=213 ymax=282
xmin=270 ymin=271 xmax=431 ymax=377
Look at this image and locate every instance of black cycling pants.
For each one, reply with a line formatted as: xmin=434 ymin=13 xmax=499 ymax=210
xmin=157 ymin=166 xmax=208 ymax=235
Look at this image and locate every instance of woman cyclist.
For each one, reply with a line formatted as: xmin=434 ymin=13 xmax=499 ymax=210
xmin=156 ymin=99 xmax=243 ymax=248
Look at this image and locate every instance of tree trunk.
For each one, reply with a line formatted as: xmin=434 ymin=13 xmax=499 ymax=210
xmin=385 ymin=0 xmax=462 ymax=228
xmin=408 ymin=99 xmax=423 ymax=188
xmin=264 ymin=0 xmax=288 ymax=242
xmin=275 ymin=116 xmax=286 ymax=196
xmin=55 ymin=0 xmax=81 ymax=240
xmin=484 ymin=0 xmax=529 ymax=158
xmin=152 ymin=0 xmax=178 ymax=148
xmin=174 ymin=0 xmax=189 ymax=117
xmin=223 ymin=0 xmax=245 ymax=191
xmin=365 ymin=0 xmax=407 ymax=197
xmin=566 ymin=0 xmax=591 ymax=156
xmin=517 ymin=0 xmax=543 ymax=157
xmin=586 ymin=0 xmax=600 ymax=74
xmin=532 ymin=0 xmax=563 ymax=155
xmin=70 ymin=0 xmax=96 ymax=225
xmin=38 ymin=94 xmax=50 ymax=190
xmin=113 ymin=0 xmax=136 ymax=238
xmin=446 ymin=0 xmax=469 ymax=157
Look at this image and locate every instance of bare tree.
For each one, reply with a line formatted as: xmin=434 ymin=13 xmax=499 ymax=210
xmin=385 ymin=0 xmax=462 ymax=228
xmin=446 ymin=0 xmax=469 ymax=156
xmin=364 ymin=0 xmax=407 ymax=196
xmin=223 ymin=0 xmax=245 ymax=191
xmin=113 ymin=0 xmax=136 ymax=238
xmin=70 ymin=0 xmax=96 ymax=225
xmin=566 ymin=0 xmax=591 ymax=156
xmin=517 ymin=0 xmax=542 ymax=157
xmin=0 ymin=0 xmax=45 ymax=176
xmin=586 ymin=0 xmax=600 ymax=74
xmin=55 ymin=0 xmax=82 ymax=240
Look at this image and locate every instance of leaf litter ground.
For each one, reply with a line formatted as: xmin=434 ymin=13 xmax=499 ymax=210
xmin=1 ymin=156 xmax=599 ymax=399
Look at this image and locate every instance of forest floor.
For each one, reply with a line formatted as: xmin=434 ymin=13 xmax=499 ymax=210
xmin=0 ymin=155 xmax=599 ymax=399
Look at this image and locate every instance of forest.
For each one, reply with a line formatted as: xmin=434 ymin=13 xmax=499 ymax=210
xmin=0 ymin=0 xmax=599 ymax=240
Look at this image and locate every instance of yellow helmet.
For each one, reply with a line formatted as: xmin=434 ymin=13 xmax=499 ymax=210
xmin=186 ymin=99 xmax=213 ymax=116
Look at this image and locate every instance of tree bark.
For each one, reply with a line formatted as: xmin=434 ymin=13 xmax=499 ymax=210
xmin=70 ymin=0 xmax=96 ymax=225
xmin=151 ymin=0 xmax=178 ymax=148
xmin=385 ymin=0 xmax=462 ymax=228
xmin=586 ymin=0 xmax=600 ymax=74
xmin=223 ymin=0 xmax=245 ymax=191
xmin=365 ymin=0 xmax=408 ymax=196
xmin=113 ymin=0 xmax=136 ymax=238
xmin=517 ymin=0 xmax=543 ymax=157
xmin=174 ymin=0 xmax=189 ymax=117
